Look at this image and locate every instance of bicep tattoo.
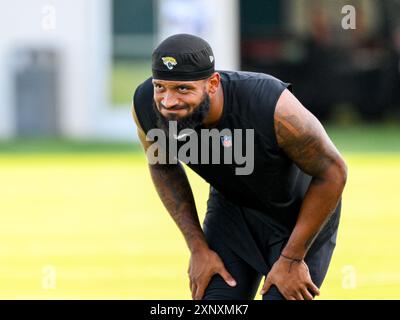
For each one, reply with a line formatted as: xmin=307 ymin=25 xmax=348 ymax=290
xmin=274 ymin=90 xmax=341 ymax=178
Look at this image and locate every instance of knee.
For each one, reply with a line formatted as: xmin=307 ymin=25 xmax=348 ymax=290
xmin=262 ymin=285 xmax=285 ymax=301
xmin=202 ymin=275 xmax=256 ymax=300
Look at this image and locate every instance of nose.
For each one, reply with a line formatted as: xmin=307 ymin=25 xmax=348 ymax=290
xmin=161 ymin=92 xmax=179 ymax=109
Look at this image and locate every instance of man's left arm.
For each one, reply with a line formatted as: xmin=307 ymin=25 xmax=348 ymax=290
xmin=260 ymin=89 xmax=348 ymax=300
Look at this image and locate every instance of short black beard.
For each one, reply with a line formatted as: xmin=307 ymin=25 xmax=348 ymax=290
xmin=153 ymin=93 xmax=211 ymax=134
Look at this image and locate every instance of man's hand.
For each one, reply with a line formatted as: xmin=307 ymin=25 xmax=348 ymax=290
xmin=260 ymin=255 xmax=320 ymax=300
xmin=188 ymin=247 xmax=237 ymax=300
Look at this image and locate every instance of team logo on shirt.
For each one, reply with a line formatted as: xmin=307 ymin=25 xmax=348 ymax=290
xmin=221 ymin=135 xmax=232 ymax=148
xmin=162 ymin=56 xmax=177 ymax=70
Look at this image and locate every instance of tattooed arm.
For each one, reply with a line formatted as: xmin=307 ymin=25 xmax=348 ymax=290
xmin=131 ymin=102 xmax=207 ymax=252
xmin=260 ymin=89 xmax=348 ymax=300
xmin=131 ymin=102 xmax=236 ymax=299
xmin=275 ymin=89 xmax=347 ymax=259
xmin=148 ymin=163 xmax=208 ymax=252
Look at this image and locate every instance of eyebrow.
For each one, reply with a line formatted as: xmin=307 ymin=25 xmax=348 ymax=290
xmin=152 ymin=81 xmax=196 ymax=90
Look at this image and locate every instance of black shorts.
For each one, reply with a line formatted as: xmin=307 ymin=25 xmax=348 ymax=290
xmin=202 ymin=187 xmax=341 ymax=300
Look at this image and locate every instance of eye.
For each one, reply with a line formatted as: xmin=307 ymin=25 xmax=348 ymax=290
xmin=178 ymin=86 xmax=189 ymax=93
xmin=154 ymin=83 xmax=163 ymax=90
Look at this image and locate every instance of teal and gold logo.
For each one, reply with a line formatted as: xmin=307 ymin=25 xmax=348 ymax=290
xmin=162 ymin=56 xmax=177 ymax=70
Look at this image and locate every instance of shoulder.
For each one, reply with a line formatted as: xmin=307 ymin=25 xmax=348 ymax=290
xmin=220 ymin=70 xmax=291 ymax=97
xmin=220 ymin=70 xmax=292 ymax=118
xmin=274 ymin=89 xmax=347 ymax=180
xmin=218 ymin=71 xmax=292 ymax=150
xmin=133 ymin=76 xmax=154 ymax=107
xmin=221 ymin=70 xmax=291 ymax=125
xmin=132 ymin=76 xmax=157 ymax=135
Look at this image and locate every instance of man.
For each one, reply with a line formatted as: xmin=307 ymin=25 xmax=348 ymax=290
xmin=132 ymin=34 xmax=347 ymax=300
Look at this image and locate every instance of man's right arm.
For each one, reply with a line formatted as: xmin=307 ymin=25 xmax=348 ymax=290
xmin=131 ymin=102 xmax=208 ymax=253
xmin=131 ymin=102 xmax=237 ymax=299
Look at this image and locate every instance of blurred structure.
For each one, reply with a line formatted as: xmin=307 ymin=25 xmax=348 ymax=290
xmin=0 ymin=0 xmax=238 ymax=141
xmin=241 ymin=0 xmax=400 ymax=121
xmin=13 ymin=49 xmax=59 ymax=137
xmin=156 ymin=0 xmax=239 ymax=70
xmin=113 ymin=0 xmax=239 ymax=69
xmin=0 ymin=0 xmax=131 ymax=141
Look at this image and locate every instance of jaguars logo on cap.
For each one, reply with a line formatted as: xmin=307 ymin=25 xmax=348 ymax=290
xmin=161 ymin=57 xmax=177 ymax=70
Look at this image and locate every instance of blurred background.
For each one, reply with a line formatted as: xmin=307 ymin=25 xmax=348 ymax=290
xmin=0 ymin=0 xmax=399 ymax=299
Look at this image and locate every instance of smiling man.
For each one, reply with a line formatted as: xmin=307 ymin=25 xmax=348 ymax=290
xmin=131 ymin=34 xmax=347 ymax=300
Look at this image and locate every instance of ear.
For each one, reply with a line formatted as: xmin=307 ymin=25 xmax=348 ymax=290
xmin=206 ymin=72 xmax=220 ymax=95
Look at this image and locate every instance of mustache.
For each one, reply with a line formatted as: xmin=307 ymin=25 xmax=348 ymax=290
xmin=153 ymin=93 xmax=211 ymax=132
xmin=158 ymin=102 xmax=190 ymax=111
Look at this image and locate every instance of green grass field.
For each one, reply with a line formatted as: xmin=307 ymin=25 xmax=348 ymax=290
xmin=0 ymin=126 xmax=399 ymax=299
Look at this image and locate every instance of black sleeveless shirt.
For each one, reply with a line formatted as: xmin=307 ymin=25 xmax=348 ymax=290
xmin=133 ymin=70 xmax=312 ymax=228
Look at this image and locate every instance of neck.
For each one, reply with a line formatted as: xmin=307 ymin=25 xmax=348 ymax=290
xmin=203 ymin=83 xmax=224 ymax=128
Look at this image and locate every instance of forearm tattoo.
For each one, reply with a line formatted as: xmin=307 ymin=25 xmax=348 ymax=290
xmin=149 ymin=162 xmax=205 ymax=248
